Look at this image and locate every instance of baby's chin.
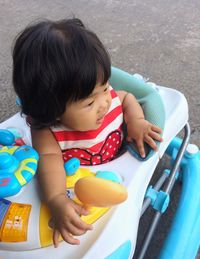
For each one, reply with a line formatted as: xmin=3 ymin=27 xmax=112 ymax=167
xmin=86 ymin=123 xmax=103 ymax=131
xmin=72 ymin=123 xmax=101 ymax=132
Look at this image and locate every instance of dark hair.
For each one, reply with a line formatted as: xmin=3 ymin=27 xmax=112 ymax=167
xmin=12 ymin=18 xmax=111 ymax=128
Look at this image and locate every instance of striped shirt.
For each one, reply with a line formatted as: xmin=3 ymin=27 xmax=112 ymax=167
xmin=51 ymin=87 xmax=123 ymax=165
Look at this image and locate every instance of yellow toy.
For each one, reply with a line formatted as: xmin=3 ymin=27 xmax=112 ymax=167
xmin=39 ymin=157 xmax=128 ymax=246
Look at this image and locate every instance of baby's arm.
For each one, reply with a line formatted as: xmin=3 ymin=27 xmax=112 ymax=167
xmin=117 ymin=90 xmax=163 ymax=158
xmin=31 ymin=128 xmax=92 ymax=247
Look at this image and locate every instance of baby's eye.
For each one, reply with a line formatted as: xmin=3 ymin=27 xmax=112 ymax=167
xmin=104 ymin=87 xmax=108 ymax=92
xmin=87 ymin=101 xmax=94 ymax=106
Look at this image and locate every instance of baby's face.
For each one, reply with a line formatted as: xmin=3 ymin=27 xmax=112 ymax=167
xmin=60 ymin=82 xmax=112 ymax=131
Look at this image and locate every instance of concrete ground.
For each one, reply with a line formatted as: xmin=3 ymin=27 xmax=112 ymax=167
xmin=0 ymin=0 xmax=199 ymax=258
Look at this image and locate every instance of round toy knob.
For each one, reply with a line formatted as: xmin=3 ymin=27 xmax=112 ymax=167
xmin=96 ymin=171 xmax=122 ymax=184
xmin=64 ymin=158 xmax=80 ymax=176
xmin=0 ymin=130 xmax=15 ymax=146
xmin=0 ymin=153 xmax=18 ymax=170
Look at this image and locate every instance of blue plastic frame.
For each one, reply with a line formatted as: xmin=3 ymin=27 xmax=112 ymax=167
xmin=96 ymin=135 xmax=200 ymax=258
xmin=159 ymin=137 xmax=200 ymax=259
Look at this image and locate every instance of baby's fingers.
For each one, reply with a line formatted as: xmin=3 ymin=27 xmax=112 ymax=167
xmin=74 ymin=205 xmax=93 ymax=230
xmin=72 ymin=215 xmax=93 ymax=232
xmin=61 ymin=230 xmax=80 ymax=245
xmin=53 ymin=228 xmax=80 ymax=246
xmin=145 ymin=136 xmax=158 ymax=151
xmin=151 ymin=124 xmax=162 ymax=134
xmin=67 ymin=223 xmax=88 ymax=236
xmin=53 ymin=228 xmax=60 ymax=248
xmin=149 ymin=131 xmax=163 ymax=142
xmin=136 ymin=139 xmax=145 ymax=158
xmin=77 ymin=205 xmax=90 ymax=216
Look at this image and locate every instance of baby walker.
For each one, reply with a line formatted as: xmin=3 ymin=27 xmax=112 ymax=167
xmin=0 ymin=67 xmax=199 ymax=259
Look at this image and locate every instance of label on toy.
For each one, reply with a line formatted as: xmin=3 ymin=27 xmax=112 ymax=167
xmin=0 ymin=200 xmax=31 ymax=242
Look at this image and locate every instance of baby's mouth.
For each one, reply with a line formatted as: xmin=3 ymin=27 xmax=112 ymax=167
xmin=97 ymin=114 xmax=106 ymax=124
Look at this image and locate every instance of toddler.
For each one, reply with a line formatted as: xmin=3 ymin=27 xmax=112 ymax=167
xmin=12 ymin=18 xmax=162 ymax=247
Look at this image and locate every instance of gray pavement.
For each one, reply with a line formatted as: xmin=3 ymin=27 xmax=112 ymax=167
xmin=0 ymin=0 xmax=199 ymax=258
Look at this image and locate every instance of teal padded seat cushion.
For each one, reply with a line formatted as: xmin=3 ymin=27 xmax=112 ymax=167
xmin=109 ymin=67 xmax=165 ymax=161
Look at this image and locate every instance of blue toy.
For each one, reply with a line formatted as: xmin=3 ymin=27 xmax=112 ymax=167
xmin=0 ymin=128 xmax=26 ymax=146
xmin=0 ymin=129 xmax=15 ymax=146
xmin=0 ymin=129 xmax=39 ymax=198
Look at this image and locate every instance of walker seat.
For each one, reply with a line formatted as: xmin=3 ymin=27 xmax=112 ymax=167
xmin=0 ymin=67 xmax=199 ymax=259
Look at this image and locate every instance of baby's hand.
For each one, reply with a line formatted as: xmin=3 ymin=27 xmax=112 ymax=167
xmin=126 ymin=118 xmax=163 ymax=158
xmin=48 ymin=194 xmax=93 ymax=247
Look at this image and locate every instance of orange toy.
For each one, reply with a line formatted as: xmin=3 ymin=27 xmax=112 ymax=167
xmin=74 ymin=176 xmax=128 ymax=207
